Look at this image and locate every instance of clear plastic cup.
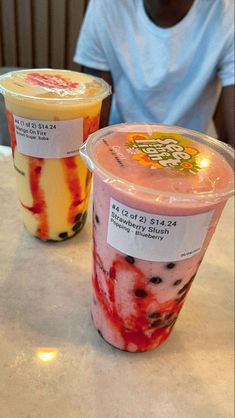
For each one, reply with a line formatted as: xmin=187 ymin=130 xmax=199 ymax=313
xmin=0 ymin=69 xmax=111 ymax=241
xmin=80 ymin=123 xmax=234 ymax=352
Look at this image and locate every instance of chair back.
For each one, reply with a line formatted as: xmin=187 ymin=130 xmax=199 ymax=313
xmin=0 ymin=0 xmax=89 ymax=70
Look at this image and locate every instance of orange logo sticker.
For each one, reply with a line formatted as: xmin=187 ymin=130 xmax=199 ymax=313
xmin=126 ymin=132 xmax=202 ymax=173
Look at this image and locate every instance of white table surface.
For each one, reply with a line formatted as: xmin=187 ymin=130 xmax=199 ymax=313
xmin=0 ymin=153 xmax=234 ymax=418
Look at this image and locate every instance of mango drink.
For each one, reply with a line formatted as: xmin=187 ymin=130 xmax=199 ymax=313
xmin=0 ymin=69 xmax=110 ymax=241
xmin=80 ymin=123 xmax=234 ymax=352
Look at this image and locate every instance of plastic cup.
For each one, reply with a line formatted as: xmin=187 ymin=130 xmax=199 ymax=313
xmin=0 ymin=69 xmax=111 ymax=241
xmin=80 ymin=122 xmax=234 ymax=352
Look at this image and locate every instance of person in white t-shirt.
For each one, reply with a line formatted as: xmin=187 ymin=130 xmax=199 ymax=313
xmin=74 ymin=0 xmax=234 ymax=147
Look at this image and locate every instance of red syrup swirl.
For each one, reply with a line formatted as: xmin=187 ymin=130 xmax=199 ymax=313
xmin=62 ymin=157 xmax=84 ymax=225
xmin=6 ymin=110 xmax=17 ymax=157
xmin=83 ymin=114 xmax=100 ymax=142
xmin=92 ymin=238 xmax=192 ymax=352
xmin=21 ymin=158 xmax=49 ymax=240
xmin=6 ymin=110 xmax=49 ymax=239
xmin=63 ymin=113 xmax=100 ymax=214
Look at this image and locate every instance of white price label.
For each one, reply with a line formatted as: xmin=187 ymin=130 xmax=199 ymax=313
xmin=13 ymin=115 xmax=83 ymax=158
xmin=107 ymin=198 xmax=214 ymax=262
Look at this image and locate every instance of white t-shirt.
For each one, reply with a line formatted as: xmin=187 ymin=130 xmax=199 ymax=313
xmin=74 ymin=0 xmax=234 ymax=132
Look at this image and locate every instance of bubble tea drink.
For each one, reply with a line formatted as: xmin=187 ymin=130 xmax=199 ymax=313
xmin=80 ymin=123 xmax=234 ymax=352
xmin=0 ymin=69 xmax=110 ymax=240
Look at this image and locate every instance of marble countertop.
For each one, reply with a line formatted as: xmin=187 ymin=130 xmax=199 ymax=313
xmin=0 ymin=154 xmax=234 ymax=418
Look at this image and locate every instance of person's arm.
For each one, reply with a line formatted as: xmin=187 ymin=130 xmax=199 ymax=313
xmin=213 ymin=85 xmax=235 ymax=148
xmin=83 ymin=66 xmax=113 ymax=128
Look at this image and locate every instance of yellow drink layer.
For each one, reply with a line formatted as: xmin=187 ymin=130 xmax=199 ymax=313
xmin=0 ymin=69 xmax=110 ymax=241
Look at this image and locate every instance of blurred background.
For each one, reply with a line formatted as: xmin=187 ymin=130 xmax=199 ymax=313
xmin=0 ymin=0 xmax=218 ymax=147
xmin=0 ymin=0 xmax=88 ymax=70
xmin=0 ymin=0 xmax=89 ymax=145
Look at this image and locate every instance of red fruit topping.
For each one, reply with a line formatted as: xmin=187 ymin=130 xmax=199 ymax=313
xmin=26 ymin=72 xmax=79 ymax=90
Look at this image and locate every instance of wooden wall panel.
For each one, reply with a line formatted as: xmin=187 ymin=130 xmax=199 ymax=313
xmin=0 ymin=34 xmax=2 ymax=66
xmin=66 ymin=0 xmax=86 ymax=70
xmin=49 ymin=0 xmax=66 ymax=69
xmin=32 ymin=0 xmax=49 ymax=68
xmin=0 ymin=0 xmax=17 ymax=66
xmin=0 ymin=1 xmax=3 ymax=65
xmin=16 ymin=0 xmax=33 ymax=68
xmin=0 ymin=0 xmax=88 ymax=69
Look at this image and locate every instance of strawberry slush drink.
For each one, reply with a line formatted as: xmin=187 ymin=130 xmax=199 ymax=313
xmin=0 ymin=69 xmax=110 ymax=240
xmin=80 ymin=123 xmax=234 ymax=352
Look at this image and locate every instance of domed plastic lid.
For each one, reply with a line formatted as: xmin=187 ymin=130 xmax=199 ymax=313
xmin=0 ymin=68 xmax=111 ymax=102
xmin=80 ymin=123 xmax=234 ymax=203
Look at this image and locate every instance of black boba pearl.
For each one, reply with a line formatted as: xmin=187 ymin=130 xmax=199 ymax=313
xmin=190 ymin=272 xmax=197 ymax=281
xmin=74 ymin=213 xmax=82 ymax=223
xmin=58 ymin=232 xmax=68 ymax=239
xmin=134 ymin=289 xmax=148 ymax=298
xmin=148 ymin=312 xmax=161 ymax=319
xmin=95 ymin=214 xmax=100 ymax=224
xmin=149 ymin=276 xmax=163 ymax=284
xmin=178 ymin=277 xmax=194 ymax=295
xmin=178 ymin=286 xmax=187 ymax=295
xmin=168 ymin=318 xmax=177 ymax=327
xmin=165 ymin=312 xmax=174 ymax=320
xmin=177 ymin=294 xmax=186 ymax=303
xmin=72 ymin=222 xmax=82 ymax=232
xmin=166 ymin=262 xmax=176 ymax=269
xmin=81 ymin=211 xmax=88 ymax=222
xmin=173 ymin=279 xmax=182 ymax=286
xmin=72 ymin=211 xmax=87 ymax=232
xmin=151 ymin=320 xmax=162 ymax=328
xmin=97 ymin=329 xmax=103 ymax=338
xmin=125 ymin=255 xmax=135 ymax=264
